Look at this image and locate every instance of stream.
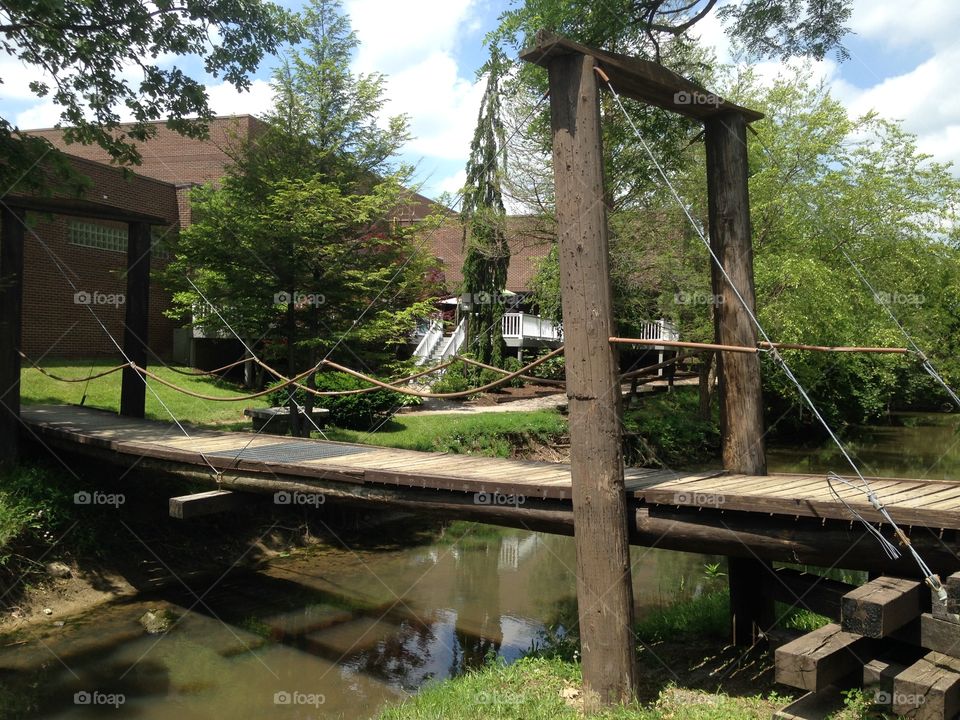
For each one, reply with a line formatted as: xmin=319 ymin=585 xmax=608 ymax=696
xmin=1 ymin=411 xmax=957 ymax=719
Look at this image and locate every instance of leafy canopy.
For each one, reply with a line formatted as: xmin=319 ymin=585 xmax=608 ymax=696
xmin=0 ymin=0 xmax=300 ymax=193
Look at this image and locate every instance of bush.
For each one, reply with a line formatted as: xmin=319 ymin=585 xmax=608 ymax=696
xmin=502 ymin=357 xmax=526 ymax=388
xmin=529 ymin=350 xmax=565 ymax=381
xmin=429 ymin=362 xmax=473 ymax=395
xmin=267 ymin=371 xmax=406 ymax=430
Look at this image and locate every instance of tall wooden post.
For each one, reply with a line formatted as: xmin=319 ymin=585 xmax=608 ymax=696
xmin=0 ymin=206 xmax=26 ymax=468
xmin=704 ymin=112 xmax=772 ymax=645
xmin=547 ymin=51 xmax=638 ymax=708
xmin=120 ymin=221 xmax=151 ymax=418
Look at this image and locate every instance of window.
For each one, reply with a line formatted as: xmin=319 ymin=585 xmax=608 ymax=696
xmin=68 ymin=221 xmax=127 ymax=253
xmin=68 ymin=221 xmax=171 ymax=259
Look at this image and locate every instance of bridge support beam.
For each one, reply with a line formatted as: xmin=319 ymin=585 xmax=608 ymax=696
xmin=546 ymin=51 xmax=638 ymax=709
xmin=705 ymin=112 xmax=773 ymax=646
xmin=120 ymin=221 xmax=151 ymax=418
xmin=0 ymin=205 xmax=25 ymax=468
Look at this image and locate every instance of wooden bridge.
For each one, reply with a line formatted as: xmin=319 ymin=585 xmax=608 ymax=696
xmin=22 ymin=404 xmax=960 ymax=577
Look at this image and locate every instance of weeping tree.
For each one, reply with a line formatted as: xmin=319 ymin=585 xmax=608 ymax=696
xmin=461 ymin=49 xmax=510 ymax=368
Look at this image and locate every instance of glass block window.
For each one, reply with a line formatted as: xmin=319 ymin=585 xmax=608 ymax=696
xmin=68 ymin=221 xmax=127 ymax=252
xmin=68 ymin=221 xmax=172 ymax=260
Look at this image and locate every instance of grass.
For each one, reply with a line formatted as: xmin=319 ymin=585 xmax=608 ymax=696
xmin=325 ymin=410 xmax=568 ymax=457
xmin=376 ymin=575 xmax=837 ymax=720
xmin=375 ymin=655 xmax=792 ymax=720
xmin=21 ymin=359 xmax=269 ymax=426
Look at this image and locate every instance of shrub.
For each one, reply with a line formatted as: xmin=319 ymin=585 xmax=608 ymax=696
xmin=429 ymin=362 xmax=473 ymax=395
xmin=267 ymin=371 xmax=406 ymax=430
xmin=529 ymin=350 xmax=565 ymax=381
xmin=502 ymin=357 xmax=526 ymax=388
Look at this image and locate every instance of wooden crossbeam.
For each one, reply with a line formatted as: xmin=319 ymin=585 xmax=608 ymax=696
xmin=169 ymin=490 xmax=243 ymax=519
xmin=775 ymin=623 xmax=874 ymax=692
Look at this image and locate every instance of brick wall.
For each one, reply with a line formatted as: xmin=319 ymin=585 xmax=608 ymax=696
xmin=20 ymin=215 xmax=178 ymax=360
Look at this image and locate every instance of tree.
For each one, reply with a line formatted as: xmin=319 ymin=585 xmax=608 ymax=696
xmin=460 ymin=49 xmax=510 ymax=368
xmin=165 ymin=0 xmax=437 ymax=434
xmin=0 ymin=0 xmax=300 ymax=194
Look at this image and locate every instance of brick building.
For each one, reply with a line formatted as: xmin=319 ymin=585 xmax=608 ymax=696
xmin=15 ymin=115 xmax=554 ymax=363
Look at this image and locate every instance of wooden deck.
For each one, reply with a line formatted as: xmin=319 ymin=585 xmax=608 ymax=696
xmin=19 ymin=404 xmax=960 ymax=532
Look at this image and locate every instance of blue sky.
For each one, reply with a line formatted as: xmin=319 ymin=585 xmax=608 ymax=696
xmin=3 ymin=1 xmax=959 ymax=200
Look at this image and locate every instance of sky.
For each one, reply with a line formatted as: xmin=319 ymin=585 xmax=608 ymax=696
xmin=3 ymin=0 xmax=960 ymax=201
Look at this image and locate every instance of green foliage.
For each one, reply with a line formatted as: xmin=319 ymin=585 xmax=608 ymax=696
xmin=165 ymin=0 xmax=435 ymax=382
xmin=502 ymin=357 xmax=526 ymax=388
xmin=266 ymin=371 xmax=405 ymax=430
xmin=529 ymin=348 xmax=566 ymax=381
xmin=1 ymin=0 xmax=299 ymax=193
xmin=429 ymin=363 xmax=475 ymax=395
xmin=622 ymin=389 xmax=720 ymax=467
xmin=461 ymin=47 xmax=510 ymax=367
xmin=0 ymin=465 xmax=75 ymax=564
xmin=635 ymin=591 xmax=730 ymax=643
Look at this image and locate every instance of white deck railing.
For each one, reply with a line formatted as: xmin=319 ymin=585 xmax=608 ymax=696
xmin=412 ymin=318 xmax=444 ymax=365
xmin=635 ymin=318 xmax=679 ymax=343
xmin=501 ymin=312 xmax=563 ymax=345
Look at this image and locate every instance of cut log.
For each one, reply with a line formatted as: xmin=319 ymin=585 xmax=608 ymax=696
xmin=892 ymin=651 xmax=960 ymax=719
xmin=772 ymin=686 xmax=845 ymax=720
xmin=169 ymin=490 xmax=242 ymax=519
xmin=841 ymin=576 xmax=924 ymax=638
xmin=921 ymin=614 xmax=960 ymax=659
xmin=775 ymin=623 xmax=874 ymax=692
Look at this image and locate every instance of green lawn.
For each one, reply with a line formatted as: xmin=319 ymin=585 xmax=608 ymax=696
xmin=325 ymin=410 xmax=568 ymax=456
xmin=20 ymin=359 xmax=269 ymax=426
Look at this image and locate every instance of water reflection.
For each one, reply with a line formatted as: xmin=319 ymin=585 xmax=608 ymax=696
xmin=0 ymin=523 xmax=713 ymax=719
xmin=768 ymin=412 xmax=960 ymax=480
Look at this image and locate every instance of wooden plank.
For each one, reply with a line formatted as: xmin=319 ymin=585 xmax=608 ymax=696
xmin=841 ymin=576 xmax=924 ymax=638
xmin=775 ymin=623 xmax=874 ymax=692
xmin=893 ymin=652 xmax=960 ymax=719
xmin=863 ymin=657 xmax=911 ymax=695
xmin=519 ymin=32 xmax=763 ymax=122
xmin=169 ymin=490 xmax=243 ymax=519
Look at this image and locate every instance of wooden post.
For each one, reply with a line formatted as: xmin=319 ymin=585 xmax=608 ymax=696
xmin=547 ymin=50 xmax=638 ymax=708
xmin=0 ymin=206 xmax=25 ymax=467
xmin=120 ymin=221 xmax=151 ymax=418
xmin=705 ymin=112 xmax=771 ymax=645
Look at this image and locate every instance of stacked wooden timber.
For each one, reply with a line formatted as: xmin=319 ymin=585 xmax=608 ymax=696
xmin=775 ymin=573 xmax=960 ymax=719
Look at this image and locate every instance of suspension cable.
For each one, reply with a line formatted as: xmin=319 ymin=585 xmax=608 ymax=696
xmin=599 ymin=70 xmax=945 ymax=596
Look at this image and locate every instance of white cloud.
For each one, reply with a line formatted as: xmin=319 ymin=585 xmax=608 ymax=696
xmin=15 ymin=99 xmax=61 ymax=129
xmin=436 ymin=168 xmax=466 ymax=196
xmin=206 ymin=78 xmax=274 ymax=117
xmin=346 ymin=0 xmax=483 ymax=194
xmin=851 ymin=0 xmax=960 ymax=50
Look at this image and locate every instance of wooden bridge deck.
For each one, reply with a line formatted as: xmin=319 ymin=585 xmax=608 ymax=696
xmin=20 ymin=404 xmax=960 ymax=531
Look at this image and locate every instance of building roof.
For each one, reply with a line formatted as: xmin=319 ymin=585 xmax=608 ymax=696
xmin=25 ymin=115 xmax=267 ymax=187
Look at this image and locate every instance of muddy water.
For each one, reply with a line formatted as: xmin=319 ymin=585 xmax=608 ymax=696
xmin=0 ymin=523 xmax=716 ymax=719
xmin=7 ymin=412 xmax=955 ymax=719
xmin=767 ymin=412 xmax=960 ymax=479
